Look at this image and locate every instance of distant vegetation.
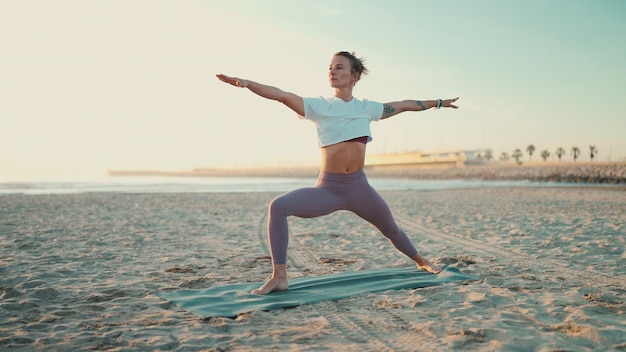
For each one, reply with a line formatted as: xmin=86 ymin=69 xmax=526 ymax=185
xmin=505 ymin=145 xmax=599 ymax=165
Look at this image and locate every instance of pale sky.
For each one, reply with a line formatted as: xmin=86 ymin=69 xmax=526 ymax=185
xmin=1 ymin=0 xmax=625 ymax=177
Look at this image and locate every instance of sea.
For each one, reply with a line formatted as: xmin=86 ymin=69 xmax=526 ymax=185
xmin=0 ymin=175 xmax=604 ymax=195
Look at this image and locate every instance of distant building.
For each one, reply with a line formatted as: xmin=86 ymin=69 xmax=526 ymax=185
xmin=462 ymin=149 xmax=493 ymax=165
xmin=365 ymin=149 xmax=490 ymax=170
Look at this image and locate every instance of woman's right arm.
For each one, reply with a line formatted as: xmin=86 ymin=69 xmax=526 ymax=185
xmin=216 ymin=74 xmax=304 ymax=116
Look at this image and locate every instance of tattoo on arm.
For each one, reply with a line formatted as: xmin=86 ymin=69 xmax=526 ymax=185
xmin=383 ymin=104 xmax=396 ymax=117
xmin=416 ymin=100 xmax=426 ymax=111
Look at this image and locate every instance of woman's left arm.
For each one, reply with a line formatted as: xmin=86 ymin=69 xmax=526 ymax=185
xmin=381 ymin=97 xmax=459 ymax=119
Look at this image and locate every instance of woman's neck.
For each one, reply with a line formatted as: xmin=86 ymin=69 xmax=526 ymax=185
xmin=334 ymin=88 xmax=353 ymax=102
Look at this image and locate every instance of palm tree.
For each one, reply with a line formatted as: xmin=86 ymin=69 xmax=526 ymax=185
xmin=499 ymin=152 xmax=510 ymax=161
xmin=526 ymin=144 xmax=536 ymax=161
xmin=589 ymin=145 xmax=598 ymax=162
xmin=571 ymin=146 xmax=580 ymax=162
xmin=541 ymin=150 xmax=550 ymax=161
xmin=556 ymin=147 xmax=565 ymax=161
xmin=484 ymin=149 xmax=493 ymax=162
xmin=512 ymin=149 xmax=523 ymax=165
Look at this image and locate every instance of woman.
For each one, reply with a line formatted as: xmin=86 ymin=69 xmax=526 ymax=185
xmin=217 ymin=51 xmax=459 ymax=295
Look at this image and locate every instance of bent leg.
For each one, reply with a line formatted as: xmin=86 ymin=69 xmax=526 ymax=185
xmin=253 ymin=187 xmax=345 ymax=295
xmin=268 ymin=187 xmax=345 ymax=265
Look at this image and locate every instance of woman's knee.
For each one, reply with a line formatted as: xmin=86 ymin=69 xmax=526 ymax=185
xmin=269 ymin=194 xmax=290 ymax=216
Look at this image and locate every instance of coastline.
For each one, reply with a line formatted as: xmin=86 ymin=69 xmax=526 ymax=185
xmin=107 ymin=162 xmax=626 ymax=184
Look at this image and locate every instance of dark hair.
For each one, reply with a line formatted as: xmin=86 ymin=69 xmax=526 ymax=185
xmin=334 ymin=51 xmax=368 ymax=81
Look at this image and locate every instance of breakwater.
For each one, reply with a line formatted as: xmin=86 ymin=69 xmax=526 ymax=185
xmin=365 ymin=163 xmax=626 ymax=184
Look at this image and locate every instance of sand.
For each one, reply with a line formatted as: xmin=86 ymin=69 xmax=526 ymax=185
xmin=1 ymin=187 xmax=625 ymax=351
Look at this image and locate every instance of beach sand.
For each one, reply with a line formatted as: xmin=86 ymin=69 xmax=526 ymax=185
xmin=1 ymin=187 xmax=625 ymax=351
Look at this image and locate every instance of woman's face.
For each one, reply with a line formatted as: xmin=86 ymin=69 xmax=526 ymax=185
xmin=328 ymin=55 xmax=359 ymax=89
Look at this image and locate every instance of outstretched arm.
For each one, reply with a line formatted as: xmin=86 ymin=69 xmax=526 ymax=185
xmin=216 ymin=74 xmax=305 ymax=116
xmin=381 ymin=97 xmax=459 ymax=119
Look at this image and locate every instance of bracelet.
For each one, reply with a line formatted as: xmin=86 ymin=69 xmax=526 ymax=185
xmin=436 ymin=99 xmax=443 ymax=109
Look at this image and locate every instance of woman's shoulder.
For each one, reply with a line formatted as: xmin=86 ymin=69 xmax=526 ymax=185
xmin=305 ymin=96 xmax=337 ymax=103
xmin=303 ymin=96 xmax=329 ymax=106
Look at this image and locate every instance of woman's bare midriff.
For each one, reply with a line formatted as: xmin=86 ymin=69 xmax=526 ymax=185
xmin=320 ymin=141 xmax=367 ymax=174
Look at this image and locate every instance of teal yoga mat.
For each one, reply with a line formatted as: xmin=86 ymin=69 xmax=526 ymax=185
xmin=156 ymin=266 xmax=478 ymax=318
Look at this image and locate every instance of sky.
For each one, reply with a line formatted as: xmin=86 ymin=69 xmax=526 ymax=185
xmin=1 ymin=0 xmax=625 ymax=177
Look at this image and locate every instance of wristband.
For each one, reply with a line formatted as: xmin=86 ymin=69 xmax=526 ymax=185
xmin=436 ymin=99 xmax=443 ymax=109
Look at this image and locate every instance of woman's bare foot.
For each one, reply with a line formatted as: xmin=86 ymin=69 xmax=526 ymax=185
xmin=250 ymin=264 xmax=289 ymax=295
xmin=412 ymin=253 xmax=442 ymax=274
xmin=250 ymin=276 xmax=289 ymax=295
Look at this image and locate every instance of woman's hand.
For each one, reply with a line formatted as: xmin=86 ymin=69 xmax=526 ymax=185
xmin=216 ymin=74 xmax=249 ymax=88
xmin=215 ymin=74 xmax=305 ymax=115
xmin=442 ymin=97 xmax=460 ymax=109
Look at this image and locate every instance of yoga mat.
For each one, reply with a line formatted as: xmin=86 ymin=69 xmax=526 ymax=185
xmin=156 ymin=266 xmax=478 ymax=318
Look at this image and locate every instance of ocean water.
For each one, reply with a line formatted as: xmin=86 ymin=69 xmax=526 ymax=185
xmin=0 ymin=175 xmax=601 ymax=195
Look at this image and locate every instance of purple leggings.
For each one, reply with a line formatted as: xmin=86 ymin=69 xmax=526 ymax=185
xmin=267 ymin=170 xmax=418 ymax=264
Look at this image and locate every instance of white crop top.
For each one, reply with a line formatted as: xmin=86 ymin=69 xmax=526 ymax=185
xmin=300 ymin=96 xmax=384 ymax=147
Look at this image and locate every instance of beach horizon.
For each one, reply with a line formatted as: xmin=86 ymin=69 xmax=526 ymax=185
xmin=106 ymin=161 xmax=626 ymax=184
